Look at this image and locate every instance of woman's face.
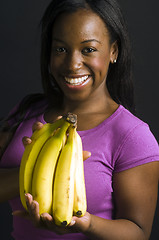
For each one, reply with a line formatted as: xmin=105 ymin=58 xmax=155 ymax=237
xmin=50 ymin=9 xmax=118 ymax=104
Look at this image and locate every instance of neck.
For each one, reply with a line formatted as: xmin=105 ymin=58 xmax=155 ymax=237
xmin=45 ymin=87 xmax=118 ymax=130
xmin=61 ymin=88 xmax=117 ymax=117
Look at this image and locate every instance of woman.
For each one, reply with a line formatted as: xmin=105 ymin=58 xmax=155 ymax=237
xmin=0 ymin=0 xmax=158 ymax=239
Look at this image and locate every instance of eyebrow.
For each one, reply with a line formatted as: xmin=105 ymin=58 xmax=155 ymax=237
xmin=52 ymin=38 xmax=65 ymax=43
xmin=52 ymin=38 xmax=101 ymax=44
xmin=81 ymin=39 xmax=102 ymax=44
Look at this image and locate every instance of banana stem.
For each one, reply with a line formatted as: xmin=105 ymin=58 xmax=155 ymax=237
xmin=64 ymin=113 xmax=77 ymax=127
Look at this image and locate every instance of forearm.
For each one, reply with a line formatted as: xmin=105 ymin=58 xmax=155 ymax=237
xmin=0 ymin=168 xmax=19 ymax=202
xmin=84 ymin=214 xmax=146 ymax=240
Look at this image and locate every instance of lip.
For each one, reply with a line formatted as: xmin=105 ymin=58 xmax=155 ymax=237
xmin=63 ymin=75 xmax=91 ymax=89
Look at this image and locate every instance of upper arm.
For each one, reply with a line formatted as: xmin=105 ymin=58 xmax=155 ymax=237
xmin=113 ymin=161 xmax=159 ymax=239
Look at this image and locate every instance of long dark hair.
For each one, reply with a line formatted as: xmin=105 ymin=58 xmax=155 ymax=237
xmin=41 ymin=0 xmax=135 ymax=112
xmin=1 ymin=0 xmax=135 ymax=131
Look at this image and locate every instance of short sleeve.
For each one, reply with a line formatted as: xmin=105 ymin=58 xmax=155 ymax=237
xmin=4 ymin=94 xmax=48 ymax=128
xmin=114 ymin=123 xmax=159 ymax=172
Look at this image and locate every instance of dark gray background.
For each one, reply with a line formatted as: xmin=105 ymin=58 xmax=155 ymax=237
xmin=0 ymin=0 xmax=158 ymax=239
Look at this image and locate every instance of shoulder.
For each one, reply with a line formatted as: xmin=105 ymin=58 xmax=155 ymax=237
xmin=104 ymin=105 xmax=150 ymax=149
xmin=20 ymin=93 xmax=49 ymax=114
xmin=6 ymin=94 xmax=49 ymax=127
xmin=26 ymin=95 xmax=49 ymax=118
xmin=111 ymin=105 xmax=148 ymax=133
xmin=110 ymin=106 xmax=159 ymax=172
xmin=109 ymin=105 xmax=156 ymax=142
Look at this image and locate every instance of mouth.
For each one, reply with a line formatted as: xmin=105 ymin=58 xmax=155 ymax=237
xmin=64 ymin=75 xmax=89 ymax=86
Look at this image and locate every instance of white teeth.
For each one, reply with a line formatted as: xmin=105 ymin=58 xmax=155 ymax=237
xmin=65 ymin=76 xmax=89 ymax=85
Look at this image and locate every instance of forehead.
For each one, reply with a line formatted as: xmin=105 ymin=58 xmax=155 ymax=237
xmin=52 ymin=9 xmax=109 ymax=40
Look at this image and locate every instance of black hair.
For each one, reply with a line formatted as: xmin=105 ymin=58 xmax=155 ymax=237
xmin=1 ymin=0 xmax=135 ymax=131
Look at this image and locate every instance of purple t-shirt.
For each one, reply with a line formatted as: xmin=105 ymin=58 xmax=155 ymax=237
xmin=0 ymin=103 xmax=159 ymax=240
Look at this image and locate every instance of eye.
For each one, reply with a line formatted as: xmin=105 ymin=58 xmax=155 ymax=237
xmin=53 ymin=47 xmax=67 ymax=54
xmin=82 ymin=47 xmax=97 ymax=54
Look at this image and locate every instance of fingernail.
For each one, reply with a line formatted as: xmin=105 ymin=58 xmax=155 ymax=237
xmin=70 ymin=220 xmax=76 ymax=226
xmin=25 ymin=194 xmax=28 ymax=202
xmin=25 ymin=137 xmax=32 ymax=144
xmin=28 ymin=139 xmax=32 ymax=144
xmin=88 ymin=152 xmax=91 ymax=157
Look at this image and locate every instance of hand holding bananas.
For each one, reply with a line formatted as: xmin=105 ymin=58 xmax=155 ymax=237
xmin=19 ymin=113 xmax=88 ymax=227
xmin=24 ymin=193 xmax=91 ymax=235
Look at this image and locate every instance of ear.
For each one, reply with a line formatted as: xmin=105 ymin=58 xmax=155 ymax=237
xmin=110 ymin=41 xmax=118 ymax=64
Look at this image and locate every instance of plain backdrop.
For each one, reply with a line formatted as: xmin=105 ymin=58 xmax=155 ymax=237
xmin=0 ymin=0 xmax=159 ymax=239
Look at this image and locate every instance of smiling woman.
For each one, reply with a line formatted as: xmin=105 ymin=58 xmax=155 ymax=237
xmin=0 ymin=0 xmax=159 ymax=240
xmin=49 ymin=9 xmax=118 ymax=110
xmin=40 ymin=0 xmax=134 ymax=115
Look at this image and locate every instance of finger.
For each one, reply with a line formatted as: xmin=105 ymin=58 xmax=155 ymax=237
xmin=12 ymin=210 xmax=32 ymax=221
xmin=32 ymin=116 xmax=62 ymax=132
xmin=25 ymin=193 xmax=33 ymax=208
xmin=69 ymin=212 xmax=91 ymax=233
xmin=40 ymin=213 xmax=61 ymax=230
xmin=29 ymin=201 xmax=42 ymax=228
xmin=40 ymin=213 xmax=74 ymax=234
xmin=29 ymin=201 xmax=40 ymax=222
xmin=32 ymin=116 xmax=63 ymax=133
xmin=48 ymin=115 xmax=63 ymax=124
xmin=40 ymin=213 xmax=55 ymax=229
xmin=41 ymin=212 xmax=53 ymax=221
xmin=22 ymin=136 xmax=32 ymax=147
xmin=69 ymin=218 xmax=76 ymax=227
xmin=12 ymin=210 xmax=28 ymax=218
xmin=56 ymin=115 xmax=63 ymax=120
xmin=32 ymin=121 xmax=44 ymax=132
xmin=25 ymin=194 xmax=41 ymax=225
xmin=83 ymin=151 xmax=91 ymax=161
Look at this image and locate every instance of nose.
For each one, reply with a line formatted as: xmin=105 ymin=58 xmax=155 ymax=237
xmin=65 ymin=51 xmax=82 ymax=72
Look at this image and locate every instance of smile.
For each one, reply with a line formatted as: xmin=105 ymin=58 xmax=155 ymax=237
xmin=65 ymin=75 xmax=89 ymax=85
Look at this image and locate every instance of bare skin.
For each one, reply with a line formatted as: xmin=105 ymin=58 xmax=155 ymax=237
xmin=0 ymin=8 xmax=159 ymax=240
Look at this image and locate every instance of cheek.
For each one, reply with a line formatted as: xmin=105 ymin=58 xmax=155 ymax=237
xmin=50 ymin=55 xmax=58 ymax=69
xmin=50 ymin=56 xmax=62 ymax=77
xmin=90 ymin=56 xmax=110 ymax=73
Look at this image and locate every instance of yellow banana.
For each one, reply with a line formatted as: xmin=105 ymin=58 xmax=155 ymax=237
xmin=19 ymin=118 xmax=64 ymax=210
xmin=31 ymin=120 xmax=70 ymax=215
xmin=53 ymin=125 xmax=76 ymax=226
xmin=73 ymin=130 xmax=87 ymax=217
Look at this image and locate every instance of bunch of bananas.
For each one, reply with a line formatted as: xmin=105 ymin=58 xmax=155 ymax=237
xmin=19 ymin=113 xmax=87 ymax=226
